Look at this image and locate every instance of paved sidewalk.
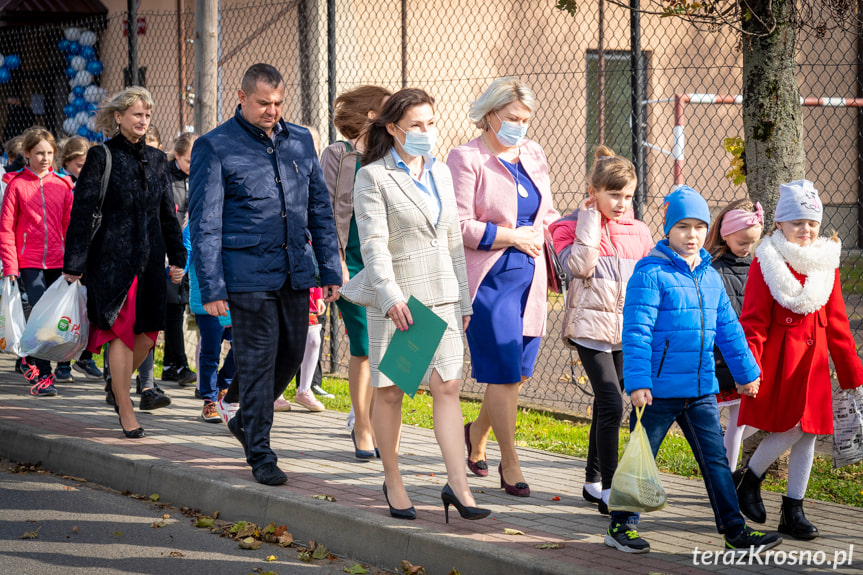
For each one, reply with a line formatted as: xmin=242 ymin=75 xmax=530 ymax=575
xmin=0 ymin=354 xmax=859 ymax=575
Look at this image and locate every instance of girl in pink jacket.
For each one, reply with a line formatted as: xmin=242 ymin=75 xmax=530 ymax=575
xmin=549 ymin=145 xmax=652 ymax=514
xmin=0 ymin=128 xmax=73 ymax=396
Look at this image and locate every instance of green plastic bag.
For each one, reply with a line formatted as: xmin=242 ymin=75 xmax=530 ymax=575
xmin=608 ymin=404 xmax=668 ymax=512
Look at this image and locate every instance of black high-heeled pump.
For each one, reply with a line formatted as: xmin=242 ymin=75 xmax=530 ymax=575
xmin=114 ymin=401 xmax=144 ymax=439
xmin=382 ymin=482 xmax=416 ymax=520
xmin=441 ymin=484 xmax=491 ymax=524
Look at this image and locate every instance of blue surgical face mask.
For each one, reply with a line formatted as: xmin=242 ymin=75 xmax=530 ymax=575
xmin=396 ymin=124 xmax=436 ymax=157
xmin=494 ymin=111 xmax=528 ymax=147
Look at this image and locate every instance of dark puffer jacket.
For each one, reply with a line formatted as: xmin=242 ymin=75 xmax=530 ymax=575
xmin=711 ymin=250 xmax=752 ymax=391
xmin=63 ymin=134 xmax=186 ymax=331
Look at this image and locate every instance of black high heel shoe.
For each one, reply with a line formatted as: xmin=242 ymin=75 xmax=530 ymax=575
xmin=382 ymin=482 xmax=416 ymax=520
xmin=114 ymin=401 xmax=144 ymax=439
xmin=441 ymin=484 xmax=491 ymax=524
xmin=352 ymin=430 xmax=376 ymax=460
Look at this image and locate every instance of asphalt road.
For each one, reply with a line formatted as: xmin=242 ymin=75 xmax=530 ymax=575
xmin=0 ymin=458 xmax=391 ymax=575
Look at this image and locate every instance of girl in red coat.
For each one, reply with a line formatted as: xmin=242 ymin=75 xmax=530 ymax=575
xmin=0 ymin=128 xmax=74 ymax=396
xmin=734 ymin=180 xmax=863 ymax=541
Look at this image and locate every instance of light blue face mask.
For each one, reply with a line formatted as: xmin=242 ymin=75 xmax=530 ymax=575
xmin=396 ymin=124 xmax=437 ymax=157
xmin=494 ymin=111 xmax=528 ymax=147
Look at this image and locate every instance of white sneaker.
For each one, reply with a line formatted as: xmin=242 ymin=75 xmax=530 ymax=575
xmin=273 ymin=397 xmax=292 ymax=412
xmin=215 ymin=395 xmax=239 ymax=424
xmin=294 ymin=390 xmax=325 ymax=412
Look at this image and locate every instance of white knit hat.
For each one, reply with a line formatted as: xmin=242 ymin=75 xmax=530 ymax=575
xmin=773 ymin=180 xmax=823 ymax=224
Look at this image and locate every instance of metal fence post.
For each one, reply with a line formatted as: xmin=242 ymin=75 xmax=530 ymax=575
xmin=630 ymin=0 xmax=646 ymax=218
xmin=195 ymin=0 xmax=218 ymax=134
xmin=127 ymin=0 xmax=138 ymax=86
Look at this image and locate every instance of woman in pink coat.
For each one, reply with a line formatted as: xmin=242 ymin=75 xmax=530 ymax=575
xmin=448 ymin=78 xmax=559 ymax=496
xmin=0 ymin=128 xmax=73 ymax=396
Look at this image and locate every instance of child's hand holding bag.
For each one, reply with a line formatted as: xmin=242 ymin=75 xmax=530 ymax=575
xmin=608 ymin=404 xmax=668 ymax=513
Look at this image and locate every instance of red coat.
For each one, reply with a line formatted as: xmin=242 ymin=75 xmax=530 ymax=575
xmin=738 ymin=258 xmax=863 ymax=434
xmin=0 ymin=167 xmax=73 ymax=276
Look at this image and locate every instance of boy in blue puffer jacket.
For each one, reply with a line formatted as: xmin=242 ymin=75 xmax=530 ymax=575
xmin=606 ymin=187 xmax=783 ymax=555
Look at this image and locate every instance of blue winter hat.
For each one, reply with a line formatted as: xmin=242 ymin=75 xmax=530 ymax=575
xmin=662 ymin=185 xmax=711 ymax=236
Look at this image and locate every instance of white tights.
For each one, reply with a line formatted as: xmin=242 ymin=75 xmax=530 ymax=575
xmin=724 ymin=403 xmax=746 ymax=470
xmin=297 ymin=324 xmax=322 ymax=395
xmin=747 ymin=425 xmax=816 ymax=500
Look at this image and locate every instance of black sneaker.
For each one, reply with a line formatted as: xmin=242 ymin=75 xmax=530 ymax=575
xmin=252 ymin=462 xmax=287 ymax=486
xmin=605 ymin=521 xmax=650 ymax=553
xmin=72 ymin=359 xmax=103 ymax=380
xmin=227 ymin=414 xmax=249 ymax=458
xmin=139 ymin=387 xmax=171 ymax=410
xmin=725 ymin=525 xmax=783 ymax=553
xmin=310 ymin=383 xmax=335 ymax=399
xmin=161 ymin=365 xmax=197 ymax=386
xmin=54 ymin=364 xmax=74 ymax=383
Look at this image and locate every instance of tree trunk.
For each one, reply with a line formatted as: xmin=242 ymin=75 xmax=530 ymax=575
xmin=742 ymin=0 xmax=805 ymax=221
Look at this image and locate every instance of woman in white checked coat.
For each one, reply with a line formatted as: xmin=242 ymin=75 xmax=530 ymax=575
xmin=340 ymin=89 xmax=490 ymax=523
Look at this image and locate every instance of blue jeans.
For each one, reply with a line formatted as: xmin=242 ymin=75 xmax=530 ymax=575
xmin=228 ymin=285 xmax=308 ymax=469
xmin=610 ymin=395 xmax=746 ymax=537
xmin=195 ymin=314 xmax=235 ymax=403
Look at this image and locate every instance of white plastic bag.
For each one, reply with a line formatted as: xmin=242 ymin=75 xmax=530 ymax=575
xmin=608 ymin=405 xmax=668 ymax=513
xmin=20 ymin=277 xmax=89 ymax=362
xmin=833 ymin=387 xmax=863 ymax=468
xmin=0 ymin=276 xmax=26 ymax=355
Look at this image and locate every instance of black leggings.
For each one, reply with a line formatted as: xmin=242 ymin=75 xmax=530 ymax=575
xmin=576 ymin=344 xmax=625 ymax=490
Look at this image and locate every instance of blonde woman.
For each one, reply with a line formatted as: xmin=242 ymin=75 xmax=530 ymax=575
xmin=448 ymin=77 xmax=559 ymax=497
xmin=63 ymin=86 xmax=186 ymax=438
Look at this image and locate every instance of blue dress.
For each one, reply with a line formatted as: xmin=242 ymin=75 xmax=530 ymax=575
xmin=466 ymin=159 xmax=541 ymax=384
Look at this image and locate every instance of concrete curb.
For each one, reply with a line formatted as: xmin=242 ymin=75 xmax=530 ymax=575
xmin=0 ymin=418 xmax=591 ymax=575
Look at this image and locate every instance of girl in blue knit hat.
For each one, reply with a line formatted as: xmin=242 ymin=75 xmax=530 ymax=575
xmin=606 ymin=186 xmax=783 ymax=555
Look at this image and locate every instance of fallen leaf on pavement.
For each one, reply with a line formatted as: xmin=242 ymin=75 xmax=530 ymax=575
xmin=61 ymin=475 xmax=87 ymax=482
xmin=312 ymin=543 xmax=330 ymax=560
xmin=63 ymin=485 xmax=77 ymax=491
xmin=19 ymin=526 xmax=41 ymax=539
xmin=72 ymin=526 xmax=78 ymax=534
xmin=276 ymin=533 xmax=294 ymax=547
xmin=298 ymin=548 xmax=313 ymax=562
xmin=196 ymin=518 xmax=214 ymax=528
xmin=400 ymin=560 xmax=427 ymax=575
xmin=151 ymin=521 xmax=167 ymax=529
xmin=235 ymin=523 xmax=258 ymax=539
xmin=213 ymin=510 xmax=220 ymax=519
xmin=169 ymin=551 xmax=184 ymax=558
xmin=229 ymin=521 xmax=247 ymax=534
xmin=504 ymin=528 xmax=525 ymax=536
xmin=262 ymin=522 xmax=277 ymax=534
xmin=312 ymin=494 xmax=336 ymax=502
xmin=265 ymin=555 xmax=277 ymax=562
xmin=345 ymin=565 xmax=368 ymax=574
xmin=238 ymin=536 xmax=262 ymax=550
xmin=274 ymin=525 xmax=287 ymax=537
xmin=551 ymin=496 xmax=560 ymax=501
xmin=113 ymin=532 xmax=123 ymax=537
xmin=448 ymin=570 xmax=461 ymax=575
xmin=149 ymin=494 xmax=160 ymax=502
xmin=536 ymin=542 xmax=564 ymax=549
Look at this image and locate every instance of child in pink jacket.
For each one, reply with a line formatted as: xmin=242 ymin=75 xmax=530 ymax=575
xmin=550 ymin=145 xmax=652 ymax=515
xmin=0 ymin=129 xmax=73 ymax=396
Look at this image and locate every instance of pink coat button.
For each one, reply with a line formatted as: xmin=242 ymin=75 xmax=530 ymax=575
xmin=785 ymin=317 xmax=792 ymax=324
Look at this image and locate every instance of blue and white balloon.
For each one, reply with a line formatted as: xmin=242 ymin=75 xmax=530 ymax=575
xmin=71 ymin=56 xmax=86 ymax=72
xmin=86 ymin=117 xmax=96 ymax=132
xmin=71 ymin=70 xmax=92 ymax=87
xmin=74 ymin=111 xmax=89 ymax=126
xmin=63 ymin=118 xmax=79 ymax=135
xmin=63 ymin=104 xmax=75 ymax=117
xmin=5 ymin=55 xmax=21 ymax=70
xmin=64 ymin=27 xmax=81 ymax=42
xmin=58 ymin=38 xmax=70 ymax=53
xmin=72 ymin=85 xmax=85 ymax=97
xmin=84 ymin=85 xmax=105 ymax=104
xmin=79 ymin=31 xmax=97 ymax=47
xmin=85 ymin=60 xmax=103 ymax=76
xmin=0 ymin=68 xmax=13 ymax=85
xmin=72 ymin=96 xmax=87 ymax=113
xmin=81 ymin=46 xmax=96 ymax=61
xmin=77 ymin=125 xmax=90 ymax=138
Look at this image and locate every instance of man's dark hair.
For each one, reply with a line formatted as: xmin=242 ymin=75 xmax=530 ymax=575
xmin=241 ymin=64 xmax=284 ymax=95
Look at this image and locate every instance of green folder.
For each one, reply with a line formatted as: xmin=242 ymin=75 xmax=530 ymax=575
xmin=379 ymin=296 xmax=448 ymax=398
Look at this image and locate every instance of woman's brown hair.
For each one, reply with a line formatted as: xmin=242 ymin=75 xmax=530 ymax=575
xmin=168 ymin=132 xmax=197 ymax=161
xmin=333 ymin=85 xmax=392 ymax=140
xmin=587 ymin=145 xmax=636 ymax=192
xmin=705 ymin=198 xmax=757 ymax=257
xmin=362 ymin=88 xmax=434 ymax=166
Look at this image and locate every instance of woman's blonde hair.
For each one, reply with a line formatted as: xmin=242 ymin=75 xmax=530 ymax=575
xmin=469 ymin=77 xmax=536 ymax=130
xmin=22 ymin=128 xmax=58 ymax=154
xmin=587 ymin=145 xmax=636 ymax=192
xmin=60 ymin=136 xmax=91 ymax=167
xmin=94 ymin=86 xmax=154 ymax=136
xmin=705 ymin=198 xmax=758 ymax=257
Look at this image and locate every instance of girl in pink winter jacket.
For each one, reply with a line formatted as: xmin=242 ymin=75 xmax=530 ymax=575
xmin=549 ymin=145 xmax=652 ymax=515
xmin=0 ymin=129 xmax=74 ymax=396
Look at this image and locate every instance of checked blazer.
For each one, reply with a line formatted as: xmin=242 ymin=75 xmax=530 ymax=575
xmin=339 ymin=152 xmax=472 ymax=318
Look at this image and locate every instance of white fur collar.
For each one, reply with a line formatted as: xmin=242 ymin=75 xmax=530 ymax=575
xmin=755 ymin=232 xmax=840 ymax=315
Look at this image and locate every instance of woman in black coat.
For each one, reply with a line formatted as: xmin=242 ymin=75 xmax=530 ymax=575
xmin=63 ymin=86 xmax=186 ymax=438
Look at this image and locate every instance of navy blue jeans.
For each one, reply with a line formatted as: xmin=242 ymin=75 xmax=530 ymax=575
xmin=610 ymin=394 xmax=746 ymax=537
xmin=195 ymin=313 xmax=234 ymax=403
xmin=228 ymin=283 xmax=308 ymax=470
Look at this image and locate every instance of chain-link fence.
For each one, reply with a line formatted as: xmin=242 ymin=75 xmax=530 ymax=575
xmin=0 ymin=0 xmax=860 ymax=419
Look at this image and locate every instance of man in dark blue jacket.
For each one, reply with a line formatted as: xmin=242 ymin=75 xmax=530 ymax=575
xmin=189 ymin=63 xmax=341 ymax=486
